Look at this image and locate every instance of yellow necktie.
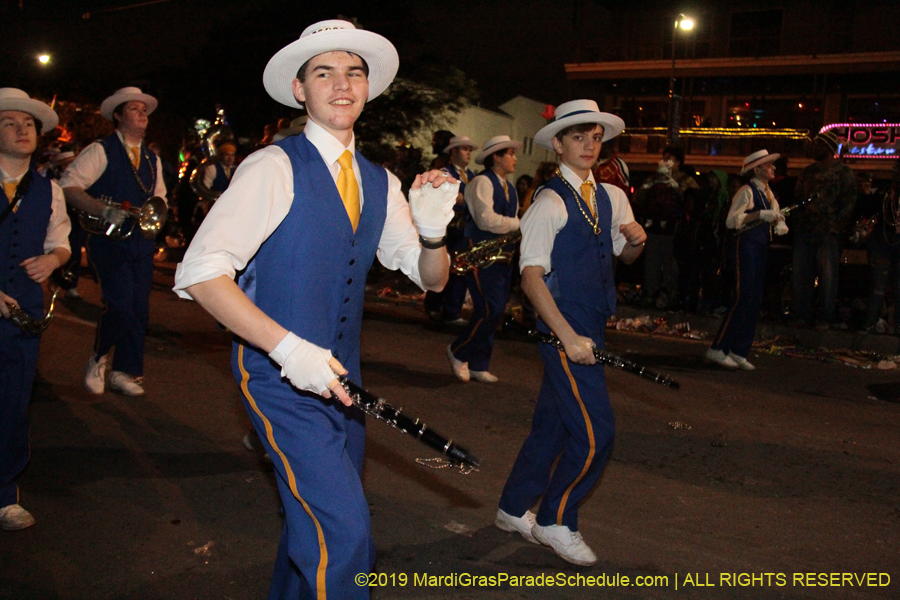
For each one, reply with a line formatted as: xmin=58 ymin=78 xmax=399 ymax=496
xmin=3 ymin=181 xmax=18 ymax=212
xmin=459 ymin=169 xmax=467 ymax=184
xmin=580 ymin=181 xmax=596 ymax=218
xmin=337 ymin=150 xmax=360 ymax=232
xmin=130 ymin=146 xmax=140 ymax=170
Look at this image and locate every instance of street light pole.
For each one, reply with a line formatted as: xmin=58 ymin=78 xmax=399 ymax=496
xmin=667 ymin=14 xmax=693 ymax=145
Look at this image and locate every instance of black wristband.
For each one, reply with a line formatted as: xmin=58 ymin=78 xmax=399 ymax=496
xmin=419 ymin=235 xmax=447 ymax=249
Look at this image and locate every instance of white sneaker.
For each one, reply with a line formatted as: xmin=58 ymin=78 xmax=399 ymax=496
xmin=84 ymin=355 xmax=109 ymax=394
xmin=531 ymin=523 xmax=597 ymax=566
xmin=109 ymin=371 xmax=145 ymax=396
xmin=495 ymin=509 xmax=539 ymax=544
xmin=447 ymin=344 xmax=469 ymax=382
xmin=470 ymin=370 xmax=499 ymax=383
xmin=728 ymin=352 xmax=755 ymax=370
xmin=0 ymin=503 xmax=35 ymax=531
xmin=705 ymin=348 xmax=738 ymax=369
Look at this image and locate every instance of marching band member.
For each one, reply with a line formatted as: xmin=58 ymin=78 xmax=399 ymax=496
xmin=0 ymin=88 xmax=70 ymax=531
xmin=61 ymin=87 xmax=167 ymax=397
xmin=447 ymin=135 xmax=521 ymax=383
xmin=173 ymin=20 xmax=456 ymax=599
xmin=495 ymin=100 xmax=645 ymax=566
xmin=200 ymin=139 xmax=237 ymax=195
xmin=706 ymin=150 xmax=787 ymax=370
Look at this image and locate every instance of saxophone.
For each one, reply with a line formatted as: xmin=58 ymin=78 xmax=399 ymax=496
xmin=451 ymin=231 xmax=522 ymax=275
xmin=7 ymin=288 xmax=61 ymax=334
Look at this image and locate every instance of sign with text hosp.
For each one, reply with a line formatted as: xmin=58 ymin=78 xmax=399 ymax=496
xmin=820 ymin=123 xmax=900 ymax=158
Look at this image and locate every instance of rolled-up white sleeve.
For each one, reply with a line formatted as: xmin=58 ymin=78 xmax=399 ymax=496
xmin=173 ymin=146 xmax=293 ymax=298
xmin=605 ymin=183 xmax=636 ymax=256
xmin=725 ymin=185 xmax=754 ymax=230
xmin=43 ymin=181 xmax=71 ymax=254
xmin=376 ymin=169 xmax=425 ymax=290
xmin=58 ymin=141 xmax=107 ymax=191
xmin=465 ymin=176 xmax=519 ymax=234
xmin=519 ymin=188 xmax=567 ymax=274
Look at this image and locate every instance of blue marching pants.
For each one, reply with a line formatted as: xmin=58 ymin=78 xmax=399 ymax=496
xmin=450 ymin=262 xmax=512 ymax=372
xmin=499 ymin=327 xmax=615 ymax=531
xmin=711 ymin=236 xmax=767 ymax=359
xmin=234 ymin=344 xmax=371 ymax=600
xmin=0 ymin=325 xmax=40 ymax=508
xmin=87 ymin=235 xmax=154 ymax=376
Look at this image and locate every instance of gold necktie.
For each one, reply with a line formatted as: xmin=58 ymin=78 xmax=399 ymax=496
xmin=458 ymin=169 xmax=467 ymax=184
xmin=336 ymin=150 xmax=360 ymax=232
xmin=3 ymin=181 xmax=18 ymax=211
xmin=580 ymin=181 xmax=596 ymax=218
xmin=130 ymin=146 xmax=140 ymax=170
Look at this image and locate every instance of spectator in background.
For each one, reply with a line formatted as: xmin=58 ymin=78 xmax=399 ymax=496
xmin=257 ymin=123 xmax=277 ymax=149
xmin=592 ymin=138 xmax=630 ymax=196
xmin=515 ymin=175 xmax=533 ymax=206
xmin=520 ymin=161 xmax=557 ymax=216
xmin=860 ymin=161 xmax=900 ymax=333
xmin=149 ymin=142 xmax=177 ymax=194
xmin=791 ymin=131 xmax=857 ymax=329
xmin=429 ymin=129 xmax=454 ymax=171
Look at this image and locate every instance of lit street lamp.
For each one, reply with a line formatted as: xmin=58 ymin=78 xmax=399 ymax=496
xmin=667 ymin=14 xmax=694 ymax=144
xmin=38 ymin=54 xmax=51 ymax=65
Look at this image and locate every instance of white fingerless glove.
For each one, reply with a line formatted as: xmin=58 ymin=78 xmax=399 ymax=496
xmin=268 ymin=332 xmax=335 ymax=396
xmin=102 ymin=206 xmax=128 ymax=226
xmin=408 ymin=180 xmax=458 ymax=238
xmin=758 ymin=209 xmax=779 ymax=223
xmin=774 ymin=221 xmax=789 ymax=236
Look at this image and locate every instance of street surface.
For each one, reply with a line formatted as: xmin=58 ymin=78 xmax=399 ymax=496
xmin=1 ymin=263 xmax=898 ymax=600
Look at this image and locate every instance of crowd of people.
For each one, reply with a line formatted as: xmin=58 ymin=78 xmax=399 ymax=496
xmin=2 ymin=16 xmax=899 ymax=600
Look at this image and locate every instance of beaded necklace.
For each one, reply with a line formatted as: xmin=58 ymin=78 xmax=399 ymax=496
xmin=125 ymin=143 xmax=157 ymax=196
xmin=555 ymin=168 xmax=601 ymax=235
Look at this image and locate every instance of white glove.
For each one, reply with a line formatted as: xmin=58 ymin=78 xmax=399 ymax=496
xmin=269 ymin=332 xmax=336 ymax=396
xmin=774 ymin=221 xmax=789 ymax=236
xmin=758 ymin=209 xmax=781 ymax=223
xmin=102 ymin=205 xmax=128 ymax=226
xmin=409 ymin=180 xmax=458 ymax=238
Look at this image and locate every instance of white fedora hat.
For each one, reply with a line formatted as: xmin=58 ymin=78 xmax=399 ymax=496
xmin=263 ymin=19 xmax=399 ymax=109
xmin=474 ymin=135 xmax=523 ymax=165
xmin=534 ymin=99 xmax=625 ymax=151
xmin=0 ymin=88 xmax=58 ymax=134
xmin=100 ymin=87 xmax=158 ymax=121
xmin=444 ymin=135 xmax=478 ymax=153
xmin=740 ymin=149 xmax=780 ymax=175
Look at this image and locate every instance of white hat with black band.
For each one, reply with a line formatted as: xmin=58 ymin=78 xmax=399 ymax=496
xmin=534 ymin=99 xmax=625 ymax=151
xmin=474 ymin=135 xmax=523 ymax=165
xmin=0 ymin=88 xmax=59 ymax=133
xmin=99 ymin=87 xmax=158 ymax=121
xmin=740 ymin=149 xmax=780 ymax=175
xmin=263 ymin=19 xmax=399 ymax=109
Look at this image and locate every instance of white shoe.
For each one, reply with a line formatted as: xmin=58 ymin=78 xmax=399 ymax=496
xmin=83 ymin=355 xmax=109 ymax=394
xmin=470 ymin=370 xmax=499 ymax=383
xmin=109 ymin=371 xmax=145 ymax=396
xmin=531 ymin=523 xmax=597 ymax=566
xmin=447 ymin=344 xmax=469 ymax=382
xmin=705 ymin=348 xmax=738 ymax=369
xmin=728 ymin=352 xmax=755 ymax=370
xmin=495 ymin=509 xmax=539 ymax=544
xmin=0 ymin=503 xmax=35 ymax=531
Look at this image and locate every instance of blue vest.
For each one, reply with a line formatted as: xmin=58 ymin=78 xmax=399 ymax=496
xmin=444 ymin=163 xmax=475 ymax=196
xmin=211 ymin=162 xmax=231 ymax=193
xmin=738 ymin=183 xmax=771 ymax=246
xmin=0 ymin=170 xmax=53 ymax=320
xmin=542 ymin=175 xmax=617 ymax=320
xmin=86 ymin=133 xmax=159 ymax=254
xmin=465 ymin=170 xmax=518 ymax=241
xmin=237 ymin=134 xmax=388 ymax=377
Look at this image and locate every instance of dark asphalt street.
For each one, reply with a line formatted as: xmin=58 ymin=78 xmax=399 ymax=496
xmin=1 ymin=264 xmax=898 ymax=600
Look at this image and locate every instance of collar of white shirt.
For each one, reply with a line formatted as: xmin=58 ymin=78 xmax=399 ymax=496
xmin=304 ymin=119 xmax=356 ymax=168
xmin=559 ymin=162 xmax=596 ymax=192
xmin=115 ymin=130 xmax=143 ymax=152
xmin=0 ymin=165 xmax=27 ymax=183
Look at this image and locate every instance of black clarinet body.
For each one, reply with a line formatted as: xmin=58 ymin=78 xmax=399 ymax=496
xmin=530 ymin=330 xmax=680 ymax=390
xmin=338 ymin=376 xmax=481 ymax=470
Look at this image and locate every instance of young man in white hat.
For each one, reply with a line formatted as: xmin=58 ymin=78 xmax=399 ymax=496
xmin=173 ymin=19 xmax=456 ymax=599
xmin=0 ymin=88 xmax=71 ymax=531
xmin=60 ymin=86 xmax=167 ymax=397
xmin=447 ymin=134 xmax=521 ymax=383
xmin=494 ymin=100 xmax=645 ymax=566
xmin=438 ymin=135 xmax=478 ymax=324
xmin=706 ymin=150 xmax=787 ymax=370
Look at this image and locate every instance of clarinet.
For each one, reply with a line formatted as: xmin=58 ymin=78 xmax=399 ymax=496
xmin=529 ymin=330 xmax=680 ymax=390
xmin=736 ymin=194 xmax=815 ymax=234
xmin=337 ymin=376 xmax=481 ymax=472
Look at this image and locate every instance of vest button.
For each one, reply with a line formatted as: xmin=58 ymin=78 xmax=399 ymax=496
xmin=334 ymin=352 xmax=339 ymax=358
xmin=351 ymin=240 xmax=357 ymax=247
xmin=344 ymin=297 xmax=350 ymax=303
xmin=337 ymin=333 xmax=343 ymax=340
xmin=601 ymin=255 xmax=606 ymax=259
xmin=340 ymin=316 xmax=347 ymax=322
xmin=347 ymin=278 xmax=352 ymax=285
xmin=348 ymin=259 xmax=355 ymax=266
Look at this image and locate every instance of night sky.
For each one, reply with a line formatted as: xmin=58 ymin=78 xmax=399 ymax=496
xmin=2 ymin=0 xmax=578 ymax=142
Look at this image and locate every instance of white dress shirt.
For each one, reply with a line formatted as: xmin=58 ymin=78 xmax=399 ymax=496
xmin=519 ymin=163 xmax=635 ymax=274
xmin=173 ymin=119 xmax=425 ymax=297
xmin=59 ymin=131 xmax=167 ymax=200
xmin=1 ymin=166 xmax=71 ymax=254
xmin=202 ymin=162 xmax=232 ymax=189
xmin=726 ymin=178 xmax=781 ymax=230
xmin=464 ymin=171 xmax=520 ymax=234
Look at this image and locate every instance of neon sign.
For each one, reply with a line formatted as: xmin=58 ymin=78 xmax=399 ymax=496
xmin=820 ymin=123 xmax=899 ymax=159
